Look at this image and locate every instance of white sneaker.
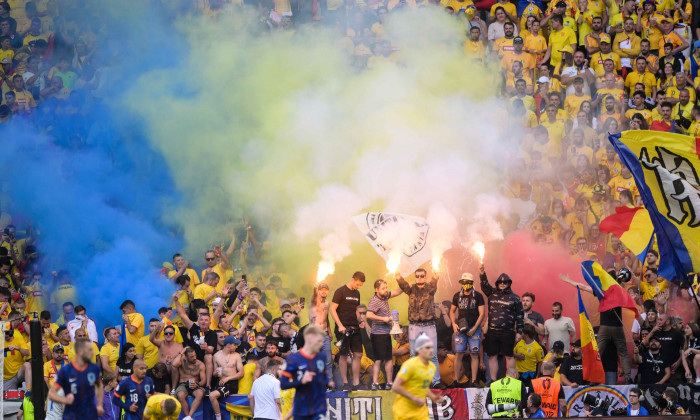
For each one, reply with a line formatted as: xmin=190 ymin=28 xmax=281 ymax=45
xmin=182 ymin=416 xmax=193 ymax=420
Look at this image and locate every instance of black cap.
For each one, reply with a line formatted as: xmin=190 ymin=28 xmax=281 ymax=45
xmin=556 ymin=1 xmax=567 ymax=7
xmin=552 ymin=340 xmax=565 ymax=351
xmin=513 ymin=36 xmax=524 ymax=43
xmin=572 ymin=339 xmax=582 ymax=347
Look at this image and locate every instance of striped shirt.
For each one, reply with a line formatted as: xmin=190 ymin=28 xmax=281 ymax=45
xmin=368 ymin=293 xmax=392 ymax=335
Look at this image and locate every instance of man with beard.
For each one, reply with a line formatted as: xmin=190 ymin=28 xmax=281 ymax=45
xmin=543 ymin=303 xmax=575 ymax=354
xmin=254 ymin=341 xmax=285 ymax=380
xmin=559 ymin=340 xmax=588 ymax=387
xmin=584 ymin=16 xmax=605 ymax=55
xmin=112 ymin=359 xmax=155 ymax=420
xmin=561 ymin=50 xmax=595 ymax=96
xmin=521 ymin=293 xmax=545 ymax=336
xmin=450 ymin=273 xmax=485 ymax=387
xmin=480 ymin=264 xmax=524 ymax=383
xmin=149 ymin=324 xmax=183 ymax=389
xmin=172 ymin=347 xmax=206 ymax=420
xmin=366 ymin=279 xmax=403 ymax=390
xmin=647 ymin=313 xmax=684 ymax=383
xmin=634 ymin=336 xmax=671 ymax=384
xmin=209 ymin=336 xmax=244 ymax=420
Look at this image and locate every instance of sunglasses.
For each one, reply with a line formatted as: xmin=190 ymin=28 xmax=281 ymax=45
xmin=415 ymin=275 xmax=426 ymax=278
xmin=359 ymin=311 xmax=367 ymax=315
xmin=205 ymin=257 xmax=216 ymax=261
xmin=164 ymin=332 xmax=174 ymax=336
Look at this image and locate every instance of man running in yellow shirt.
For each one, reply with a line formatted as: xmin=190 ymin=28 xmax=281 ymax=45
xmin=392 ymin=333 xmax=445 ymax=420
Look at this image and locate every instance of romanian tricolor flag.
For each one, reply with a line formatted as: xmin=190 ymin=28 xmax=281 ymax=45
xmin=581 ymin=260 xmax=639 ymax=316
xmin=578 ymin=286 xmax=605 ymax=384
xmin=609 ymin=132 xmax=700 ymax=282
xmin=599 ymin=206 xmax=654 ymax=262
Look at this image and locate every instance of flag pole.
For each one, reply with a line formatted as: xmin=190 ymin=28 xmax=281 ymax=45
xmin=580 ymin=264 xmax=636 ymax=342
xmin=684 ymin=273 xmax=700 ymax=314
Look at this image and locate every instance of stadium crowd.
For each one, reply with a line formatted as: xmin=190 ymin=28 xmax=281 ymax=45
xmin=1 ymin=0 xmax=700 ymax=419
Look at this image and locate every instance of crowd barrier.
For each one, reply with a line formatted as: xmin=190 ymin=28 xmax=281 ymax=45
xmin=186 ymin=383 xmax=700 ymax=419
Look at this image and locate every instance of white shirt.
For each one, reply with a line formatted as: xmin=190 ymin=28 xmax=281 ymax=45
xmin=66 ymin=315 xmax=98 ymax=342
xmin=544 ymin=316 xmax=576 ymax=354
xmin=561 ymin=66 xmax=595 ymax=96
xmin=250 ymin=373 xmax=281 ymax=419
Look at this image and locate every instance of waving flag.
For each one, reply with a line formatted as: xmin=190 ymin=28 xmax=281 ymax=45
xmin=608 ymin=132 xmax=700 ymax=282
xmin=599 ymin=206 xmax=654 ymax=262
xmin=353 ymin=212 xmax=438 ymax=277
xmin=581 ymin=260 xmax=639 ymax=315
xmin=578 ymin=286 xmax=605 ymax=384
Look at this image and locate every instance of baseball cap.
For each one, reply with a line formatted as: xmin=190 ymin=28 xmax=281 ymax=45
xmin=317 ymin=282 xmax=330 ymax=291
xmin=555 ymin=1 xmax=567 ymax=7
xmin=223 ymin=335 xmax=241 ymax=346
xmin=572 ymin=339 xmax=582 ymax=347
xmin=414 ymin=333 xmax=433 ymax=351
xmin=552 ymin=341 xmax=565 ymax=351
xmin=599 ymin=33 xmax=611 ymax=43
xmin=53 ymin=344 xmax=64 ymax=352
xmin=459 ymin=273 xmax=474 ymax=284
xmin=537 ymin=76 xmax=550 ymax=84
xmin=559 ymin=44 xmax=574 ymax=54
xmin=513 ymin=36 xmax=524 ymax=43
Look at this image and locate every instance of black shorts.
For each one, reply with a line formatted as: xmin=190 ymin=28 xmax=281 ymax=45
xmin=484 ymin=329 xmax=515 ymax=357
xmin=214 ymin=379 xmax=238 ymax=399
xmin=335 ymin=327 xmax=363 ymax=355
xmin=371 ymin=334 xmax=392 ymax=360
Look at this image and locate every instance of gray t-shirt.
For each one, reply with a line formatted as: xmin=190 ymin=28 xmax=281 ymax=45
xmin=368 ymin=293 xmax=393 ymax=335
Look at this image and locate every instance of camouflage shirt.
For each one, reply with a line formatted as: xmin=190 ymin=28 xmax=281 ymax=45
xmin=397 ymin=276 xmax=438 ymax=322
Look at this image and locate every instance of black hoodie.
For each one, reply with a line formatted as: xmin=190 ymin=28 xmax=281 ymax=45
xmin=480 ymin=272 xmax=524 ymax=334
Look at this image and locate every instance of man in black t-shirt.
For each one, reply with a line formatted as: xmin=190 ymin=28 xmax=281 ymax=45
xmin=450 ymin=273 xmax=485 ymax=387
xmin=330 ymin=271 xmax=365 ymax=391
xmin=634 ymin=336 xmax=671 ymax=384
xmin=174 ymin=299 xmax=218 ymax=388
xmin=559 ymin=340 xmax=588 ymax=387
xmin=651 ymin=313 xmax=684 ymax=383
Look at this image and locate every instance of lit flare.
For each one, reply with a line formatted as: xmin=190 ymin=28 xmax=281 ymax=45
xmin=472 ymin=241 xmax=485 ymax=264
xmin=317 ymin=260 xmax=335 ymax=283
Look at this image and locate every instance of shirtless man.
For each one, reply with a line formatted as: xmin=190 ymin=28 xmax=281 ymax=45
xmin=149 ymin=324 xmax=183 ymax=389
xmin=310 ymin=282 xmax=334 ymax=385
xmin=253 ymin=341 xmax=285 ymax=380
xmin=209 ymin=336 xmax=244 ymax=419
xmin=172 ymin=347 xmax=205 ymax=420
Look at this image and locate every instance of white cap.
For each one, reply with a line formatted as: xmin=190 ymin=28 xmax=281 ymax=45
xmin=537 ymin=76 xmax=550 ymax=84
xmin=414 ymin=333 xmax=433 ymax=351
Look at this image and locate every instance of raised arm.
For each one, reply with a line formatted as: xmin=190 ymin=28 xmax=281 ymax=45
xmin=557 ymin=274 xmax=593 ymax=293
xmin=149 ymin=323 xmax=164 ymax=347
xmin=396 ymin=275 xmax=412 ymax=295
xmin=479 ymin=264 xmax=494 ymax=296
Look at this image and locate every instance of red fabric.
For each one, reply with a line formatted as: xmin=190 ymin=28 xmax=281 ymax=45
xmin=599 ymin=206 xmax=642 ymax=238
xmin=431 ymin=388 xmax=470 ymax=418
xmin=581 ymin=342 xmax=606 ymax=384
xmin=650 ymin=120 xmax=671 ymax=131
xmin=473 ymin=0 xmax=496 ymax=11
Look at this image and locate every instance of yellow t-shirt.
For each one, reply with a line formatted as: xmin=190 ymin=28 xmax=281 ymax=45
xmin=514 ymin=339 xmax=544 ymax=373
xmin=167 ymin=268 xmax=201 ymax=293
xmin=542 ymin=352 xmax=564 ymax=382
xmin=625 ymin=71 xmax=656 ymax=97
xmin=666 ymin=84 xmax=697 ymax=104
xmin=490 ymin=1 xmax=517 ymax=17
xmin=463 ymin=39 xmax=486 ymax=61
xmin=66 ymin=341 xmax=98 ymax=364
xmin=564 ymin=94 xmax=591 ymax=121
xmin=194 ymin=283 xmax=216 ymax=308
xmin=659 ymin=31 xmax=684 ymax=58
xmin=136 ymin=335 xmax=159 ymax=369
xmin=125 ymin=313 xmax=145 ymax=346
xmin=608 ymin=175 xmax=639 ymax=201
xmin=393 ymin=356 xmax=436 ymax=420
xmin=144 ymin=394 xmax=182 ymax=420
xmin=590 ymin=51 xmax=622 ymax=76
xmin=201 ymin=263 xmax=227 ymax=293
xmin=280 ymin=388 xmax=296 ymax=419
xmin=688 ymin=119 xmax=700 ymax=137
xmin=50 ymin=284 xmax=77 ymax=306
xmin=43 ymin=359 xmax=65 ymax=387
xmin=100 ymin=342 xmax=120 ymax=371
xmin=22 ymin=32 xmax=49 ymax=46
xmin=238 ymin=362 xmax=257 ymax=394
xmin=539 ymin=119 xmax=566 ymax=157
xmin=24 ymin=284 xmax=47 ymax=314
xmin=548 ymin=28 xmax=577 ymax=67
xmin=3 ymin=338 xmax=29 ymax=379
xmin=641 ymin=13 xmax=664 ymax=50
xmin=640 ymin=279 xmax=671 ymax=301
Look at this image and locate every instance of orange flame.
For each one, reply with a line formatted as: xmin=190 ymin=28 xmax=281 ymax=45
xmin=471 ymin=241 xmax=485 ymax=263
xmin=316 ymin=261 xmax=335 ymax=283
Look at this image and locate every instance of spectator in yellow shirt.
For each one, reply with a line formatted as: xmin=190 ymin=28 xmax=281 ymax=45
xmin=542 ymin=15 xmax=577 ymax=68
xmin=637 ymin=1 xmax=664 ymax=55
xmin=168 ymin=253 xmax=200 ymax=292
xmin=100 ymin=326 xmax=121 ymax=376
xmin=658 ymin=17 xmax=688 ymax=57
xmin=524 ymin=20 xmax=547 ymax=65
xmin=120 ymin=299 xmax=145 ymax=346
xmin=625 ymin=91 xmax=654 ymax=124
xmin=463 ymin=26 xmax=486 ymax=62
xmin=44 ymin=344 xmax=66 ymax=388
xmin=564 ymin=77 xmax=591 ymax=120
xmin=489 ymin=0 xmax=518 ymax=24
xmin=625 ymin=56 xmax=656 ymax=97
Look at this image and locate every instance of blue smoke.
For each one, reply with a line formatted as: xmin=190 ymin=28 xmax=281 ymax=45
xmin=0 ymin=1 xmax=190 ymax=337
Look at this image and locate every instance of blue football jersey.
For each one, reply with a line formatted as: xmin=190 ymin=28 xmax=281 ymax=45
xmin=54 ymin=361 xmax=103 ymax=420
xmin=280 ymin=349 xmax=328 ymax=416
xmin=113 ymin=375 xmax=155 ymax=419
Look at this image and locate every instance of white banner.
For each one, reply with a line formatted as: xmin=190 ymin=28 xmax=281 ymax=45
xmin=466 ymin=384 xmax=633 ymax=419
xmin=352 ymin=212 xmax=436 ymax=277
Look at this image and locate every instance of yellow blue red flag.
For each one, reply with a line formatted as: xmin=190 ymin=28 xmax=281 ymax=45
xmin=609 ymin=132 xmax=700 ymax=282
xmin=599 ymin=206 xmax=654 ymax=262
xmin=578 ymin=286 xmax=605 ymax=384
xmin=581 ymin=260 xmax=639 ymax=315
